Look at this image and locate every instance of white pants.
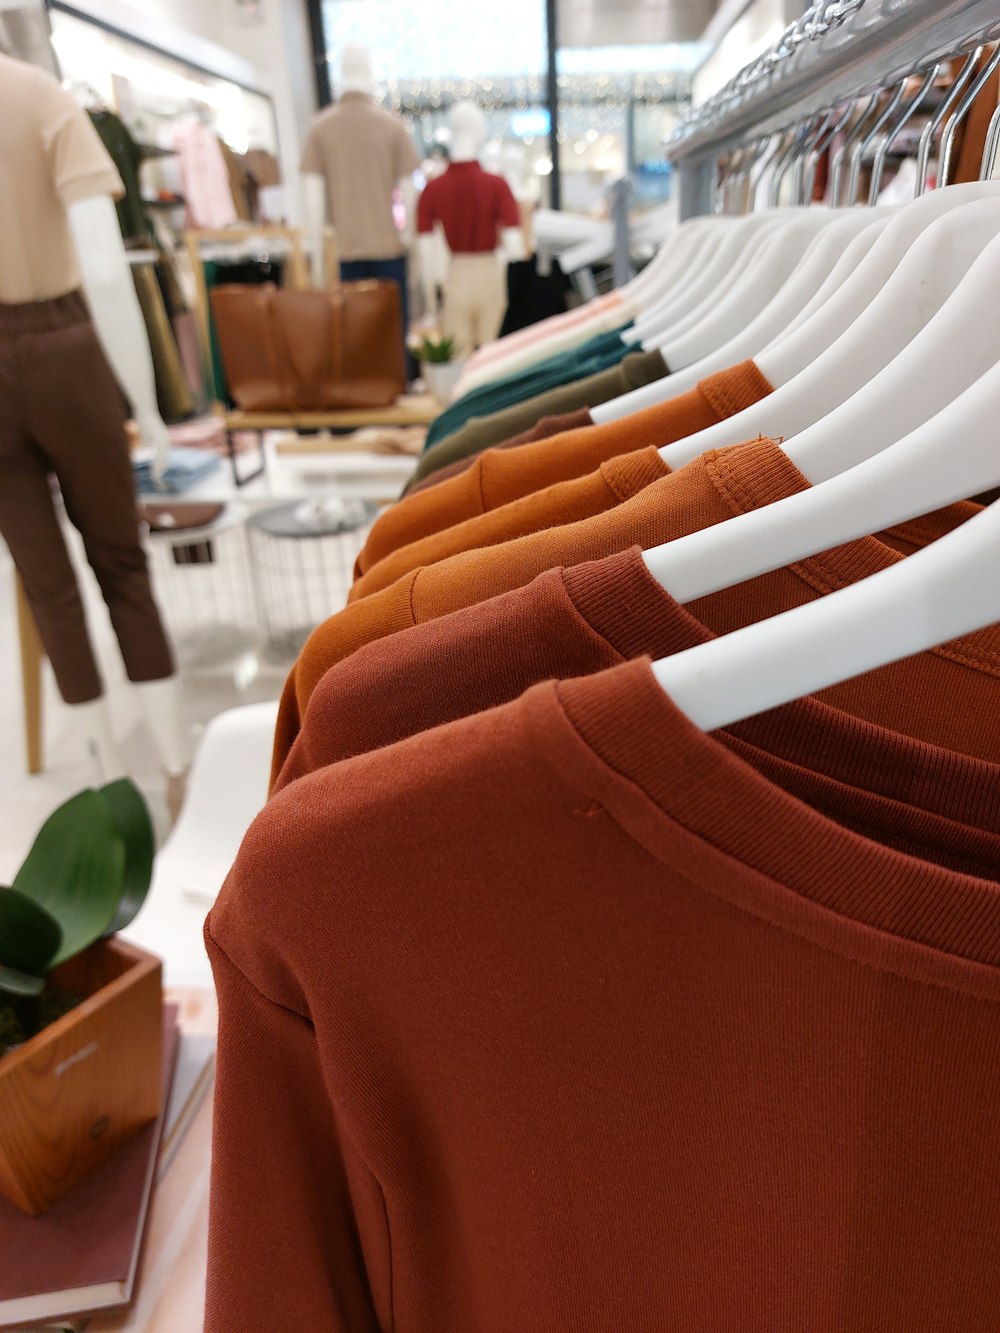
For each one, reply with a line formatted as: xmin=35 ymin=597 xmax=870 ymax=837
xmin=443 ymin=253 xmax=506 ymax=358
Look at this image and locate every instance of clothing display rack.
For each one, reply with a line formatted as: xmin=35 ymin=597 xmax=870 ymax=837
xmin=667 ymin=0 xmax=1000 ymax=217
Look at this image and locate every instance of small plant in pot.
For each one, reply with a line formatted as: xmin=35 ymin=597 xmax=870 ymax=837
xmin=417 ymin=334 xmax=465 ymax=404
xmin=0 ymin=781 xmax=163 ymax=1215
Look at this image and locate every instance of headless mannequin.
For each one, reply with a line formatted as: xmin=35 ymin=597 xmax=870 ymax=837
xmin=417 ymin=101 xmax=526 ymax=358
xmin=66 ymin=196 xmax=187 ymax=781
xmin=301 ymin=46 xmax=418 ymax=376
xmin=0 ymin=54 xmax=187 ymax=784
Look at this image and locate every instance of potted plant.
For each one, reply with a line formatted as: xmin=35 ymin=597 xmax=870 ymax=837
xmin=417 ymin=334 xmax=465 ymax=404
xmin=0 ymin=780 xmax=162 ymax=1215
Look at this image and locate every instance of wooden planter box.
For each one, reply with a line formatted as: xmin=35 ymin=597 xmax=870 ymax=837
xmin=0 ymin=938 xmax=162 ymax=1215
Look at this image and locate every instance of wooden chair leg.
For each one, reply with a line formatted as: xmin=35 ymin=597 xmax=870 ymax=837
xmin=14 ymin=572 xmax=44 ymax=775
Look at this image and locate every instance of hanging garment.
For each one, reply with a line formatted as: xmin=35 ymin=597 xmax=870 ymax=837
xmin=172 ymin=118 xmax=238 ymax=229
xmin=220 ymin=141 xmax=253 ymax=222
xmin=358 ymin=361 xmax=774 ymax=576
xmin=0 ymin=292 xmax=174 ymax=702
xmin=272 ymin=438 xmax=990 ymax=778
xmin=498 ymin=253 xmax=574 ymax=338
xmin=132 ymin=263 xmax=194 ymax=423
xmin=208 ymin=653 xmax=1000 ymax=1333
xmin=89 ymin=108 xmax=148 ymax=242
xmin=407 ymin=347 xmax=671 ymax=489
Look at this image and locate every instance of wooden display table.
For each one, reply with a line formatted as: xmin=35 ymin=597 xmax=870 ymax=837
xmin=223 ymin=394 xmax=437 ymax=482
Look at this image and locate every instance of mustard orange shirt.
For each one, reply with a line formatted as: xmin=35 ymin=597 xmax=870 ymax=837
xmin=273 ymin=438 xmax=979 ymax=778
xmin=357 ymin=359 xmax=773 ymax=575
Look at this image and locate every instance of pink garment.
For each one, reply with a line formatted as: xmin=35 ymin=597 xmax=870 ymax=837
xmin=172 ymin=118 xmax=238 ymax=229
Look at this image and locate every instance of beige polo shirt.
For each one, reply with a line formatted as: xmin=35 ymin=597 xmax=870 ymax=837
xmin=0 ymin=53 xmax=124 ymax=303
xmin=300 ymin=92 xmax=419 ymax=261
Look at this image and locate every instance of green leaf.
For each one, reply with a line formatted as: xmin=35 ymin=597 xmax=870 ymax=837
xmin=0 ymin=963 xmax=45 ymax=997
xmin=96 ymin=780 xmax=155 ymax=936
xmin=0 ymin=886 xmax=62 ymax=974
xmin=14 ymin=790 xmax=125 ymax=968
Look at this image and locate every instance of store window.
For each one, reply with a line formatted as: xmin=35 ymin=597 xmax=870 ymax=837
xmin=312 ymin=0 xmax=702 ymax=216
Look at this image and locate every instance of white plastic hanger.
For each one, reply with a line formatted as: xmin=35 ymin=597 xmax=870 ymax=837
xmin=647 ymin=211 xmax=892 ymax=396
xmin=591 ymin=181 xmax=1000 ymax=427
xmin=655 ymin=192 xmax=1000 ymax=463
xmin=635 ymin=209 xmax=833 ymax=355
xmin=651 ymin=496 xmax=1000 ymax=732
xmin=616 ymin=217 xmax=724 ymax=312
xmin=784 ymin=229 xmax=1000 ymax=481
xmin=643 ymin=346 xmax=1000 ymax=620
xmin=630 ymin=212 xmax=791 ymax=338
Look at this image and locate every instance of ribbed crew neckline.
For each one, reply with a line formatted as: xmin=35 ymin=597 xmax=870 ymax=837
xmin=522 ymin=660 xmax=1000 ymax=991
xmin=696 ymin=359 xmax=775 ymax=419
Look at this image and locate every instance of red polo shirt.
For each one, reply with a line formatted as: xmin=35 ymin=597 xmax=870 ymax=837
xmin=417 ymin=160 xmax=520 ymax=253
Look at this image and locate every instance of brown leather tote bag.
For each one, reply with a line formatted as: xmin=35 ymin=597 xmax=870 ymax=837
xmin=210 ymin=281 xmax=405 ymax=411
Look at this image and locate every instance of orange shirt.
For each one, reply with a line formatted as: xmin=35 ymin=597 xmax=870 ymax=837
xmin=350 ymin=445 xmax=671 ymax=600
xmin=273 ymin=437 xmax=980 ymax=778
xmin=356 ymin=359 xmax=773 ymax=575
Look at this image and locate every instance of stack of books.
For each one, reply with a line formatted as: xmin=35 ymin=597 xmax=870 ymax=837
xmin=0 ymin=1006 xmax=215 ymax=1330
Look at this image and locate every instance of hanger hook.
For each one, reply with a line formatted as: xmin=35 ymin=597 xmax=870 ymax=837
xmin=939 ymin=42 xmax=1000 ymax=188
xmin=868 ymin=63 xmax=941 ymax=204
xmin=846 ymin=78 xmax=908 ymax=206
xmin=829 ymin=92 xmax=878 ymax=205
xmin=913 ymin=46 xmax=983 ymax=195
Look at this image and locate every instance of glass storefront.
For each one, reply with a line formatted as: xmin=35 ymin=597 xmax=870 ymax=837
xmin=315 ymin=0 xmax=703 ymax=216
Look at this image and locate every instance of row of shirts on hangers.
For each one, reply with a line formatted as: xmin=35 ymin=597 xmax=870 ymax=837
xmin=202 ymin=135 xmax=1000 ymax=1329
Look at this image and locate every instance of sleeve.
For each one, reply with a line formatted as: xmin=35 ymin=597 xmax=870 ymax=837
xmin=43 ymin=94 xmax=123 ymax=209
xmin=495 ymin=177 xmax=521 ymax=231
xmin=300 ymin=121 xmax=324 ymax=175
xmin=204 ymin=931 xmax=384 ymax=1333
xmin=395 ymin=121 xmax=421 ymax=179
xmin=416 ymin=182 xmax=436 ymax=234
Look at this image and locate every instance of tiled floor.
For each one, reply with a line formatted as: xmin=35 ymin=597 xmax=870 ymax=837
xmin=0 ymin=512 xmax=359 ymax=981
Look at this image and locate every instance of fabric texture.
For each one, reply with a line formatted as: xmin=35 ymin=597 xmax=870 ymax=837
xmin=211 ymin=655 xmax=1000 ymax=1333
xmin=0 ymin=292 xmax=174 ymax=702
xmin=416 ymin=159 xmax=520 ymax=253
xmin=274 ymin=437 xmax=985 ymax=778
xmin=301 ymin=93 xmax=419 ymax=261
xmin=442 ymin=253 xmax=507 ymax=358
xmin=422 ymin=323 xmax=634 ymax=449
xmin=0 ymin=53 xmax=124 ymax=303
xmin=407 ymin=346 xmax=669 ymax=488
xmin=360 ymin=360 xmax=773 ymax=575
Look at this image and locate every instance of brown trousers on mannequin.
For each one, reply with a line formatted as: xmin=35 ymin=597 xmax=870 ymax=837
xmin=0 ymin=292 xmax=174 ymax=703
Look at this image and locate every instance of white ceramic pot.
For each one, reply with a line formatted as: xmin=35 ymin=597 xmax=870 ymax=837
xmin=423 ymin=359 xmax=465 ymax=405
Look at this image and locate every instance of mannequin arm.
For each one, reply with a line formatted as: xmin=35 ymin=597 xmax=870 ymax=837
xmin=67 ymin=195 xmax=169 ymax=477
xmin=417 ymin=227 xmax=450 ymax=315
xmin=399 ymin=175 xmax=417 ymax=249
xmin=302 ymin=172 xmax=327 ymax=287
xmin=500 ymin=224 xmax=527 ymax=263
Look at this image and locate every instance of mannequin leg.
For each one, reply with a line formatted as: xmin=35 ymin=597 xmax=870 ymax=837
xmin=67 ymin=697 xmax=127 ymax=783
xmin=134 ymin=675 xmax=189 ymax=777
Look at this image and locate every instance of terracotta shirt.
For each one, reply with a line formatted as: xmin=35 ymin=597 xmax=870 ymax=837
xmin=0 ymin=53 xmax=124 ymax=302
xmin=210 ymin=657 xmax=1000 ymax=1333
xmin=279 ymin=537 xmax=1000 ymax=791
xmin=407 ymin=347 xmax=669 ymax=488
xmin=273 ymin=437 xmax=981 ymax=777
xmin=300 ymin=93 xmax=419 ymax=261
xmin=357 ymin=360 xmax=773 ymax=577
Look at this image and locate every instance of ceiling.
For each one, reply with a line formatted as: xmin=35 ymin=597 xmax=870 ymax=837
xmin=557 ymin=0 xmax=724 ymax=48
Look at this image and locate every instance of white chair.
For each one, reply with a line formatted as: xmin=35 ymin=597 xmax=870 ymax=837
xmin=123 ymin=700 xmax=279 ymax=987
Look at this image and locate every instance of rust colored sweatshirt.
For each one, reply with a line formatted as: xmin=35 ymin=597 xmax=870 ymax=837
xmin=358 ymin=360 xmax=773 ymax=576
xmin=209 ymin=657 xmax=1000 ymax=1333
xmin=273 ymin=439 xmax=979 ymax=777
xmin=276 ymin=538 xmax=1000 ymax=792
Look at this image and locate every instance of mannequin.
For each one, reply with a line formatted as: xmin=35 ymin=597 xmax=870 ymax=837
xmin=0 ymin=53 xmax=187 ymax=785
xmin=417 ymin=101 xmax=526 ymax=360
xmin=301 ymin=45 xmax=419 ymax=378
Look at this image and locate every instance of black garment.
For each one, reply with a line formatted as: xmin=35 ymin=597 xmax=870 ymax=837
xmin=89 ymin=108 xmax=149 ymax=242
xmin=498 ymin=254 xmax=573 ymax=337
